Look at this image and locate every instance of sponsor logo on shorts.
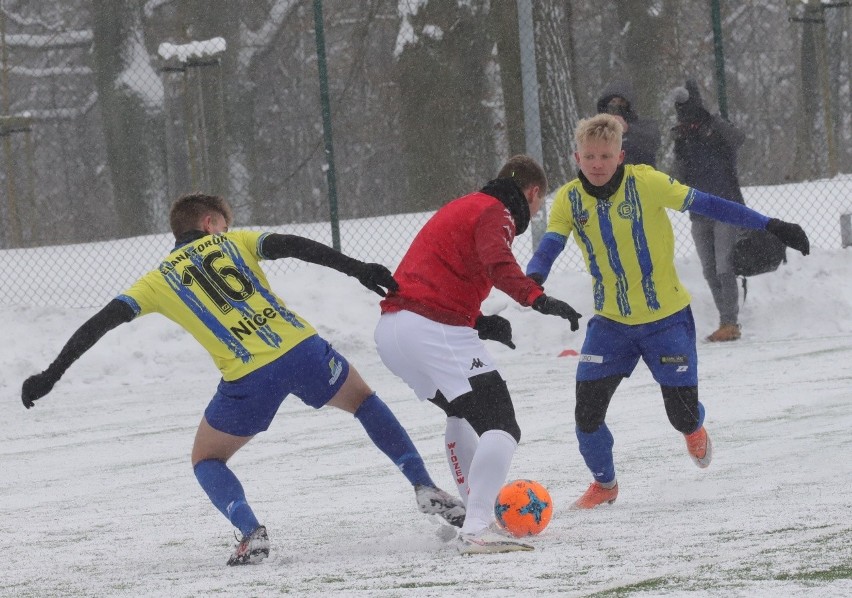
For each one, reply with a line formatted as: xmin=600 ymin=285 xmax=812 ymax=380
xmin=328 ymin=357 xmax=343 ymax=385
xmin=579 ymin=354 xmax=603 ymax=363
xmin=470 ymin=357 xmax=486 ymax=370
xmin=660 ymin=355 xmax=688 ymax=364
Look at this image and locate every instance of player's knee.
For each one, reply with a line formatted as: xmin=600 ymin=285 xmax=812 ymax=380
xmin=451 ymin=371 xmax=521 ymax=443
xmin=661 ymin=385 xmax=700 ymax=434
xmin=575 ymin=375 xmax=622 ymax=433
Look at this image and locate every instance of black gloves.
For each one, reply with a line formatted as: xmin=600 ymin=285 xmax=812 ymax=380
xmin=528 ymin=273 xmax=545 ymax=286
xmin=353 ymin=262 xmax=399 ymax=297
xmin=532 ymin=295 xmax=582 ymax=331
xmin=474 ymin=314 xmax=515 ymax=349
xmin=22 ymin=368 xmax=61 ymax=409
xmin=766 ymin=218 xmax=810 ymax=256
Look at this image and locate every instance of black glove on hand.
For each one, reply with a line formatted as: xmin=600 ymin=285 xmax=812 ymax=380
xmin=474 ymin=314 xmax=516 ymax=349
xmin=532 ymin=295 xmax=582 ymax=331
xmin=528 ymin=273 xmax=545 ymax=287
xmin=353 ymin=262 xmax=399 ymax=297
xmin=766 ymin=218 xmax=810 ymax=256
xmin=22 ymin=369 xmax=60 ymax=409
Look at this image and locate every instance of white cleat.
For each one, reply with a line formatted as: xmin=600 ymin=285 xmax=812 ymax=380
xmin=415 ymin=484 xmax=466 ymax=528
xmin=456 ymin=525 xmax=534 ymax=555
xmin=226 ymin=525 xmax=270 ymax=566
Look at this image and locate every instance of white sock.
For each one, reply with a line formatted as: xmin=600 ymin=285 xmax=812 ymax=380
xmin=444 ymin=416 xmax=479 ymax=504
xmin=460 ymin=429 xmax=517 ymax=535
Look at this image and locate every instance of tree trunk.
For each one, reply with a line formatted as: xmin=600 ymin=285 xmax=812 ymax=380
xmin=395 ymin=0 xmax=495 ymax=211
xmin=92 ymin=0 xmax=165 ymax=236
xmin=614 ymin=0 xmax=670 ymax=122
xmin=792 ymin=1 xmax=821 ymax=180
xmin=534 ymin=0 xmax=579 ymax=186
xmin=490 ymin=2 xmax=525 ymax=158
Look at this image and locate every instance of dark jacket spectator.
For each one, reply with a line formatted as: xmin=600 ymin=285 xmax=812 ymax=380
xmin=672 ymin=79 xmax=747 ymax=342
xmin=596 ymin=80 xmax=661 ymax=167
xmin=672 ymin=79 xmax=746 ymax=213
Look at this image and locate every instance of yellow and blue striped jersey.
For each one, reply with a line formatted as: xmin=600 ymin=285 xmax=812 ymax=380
xmin=117 ymin=230 xmax=316 ymax=380
xmin=547 ymin=165 xmax=696 ymax=324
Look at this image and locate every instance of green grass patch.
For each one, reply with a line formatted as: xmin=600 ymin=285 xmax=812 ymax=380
xmin=776 ymin=565 xmax=852 ymax=582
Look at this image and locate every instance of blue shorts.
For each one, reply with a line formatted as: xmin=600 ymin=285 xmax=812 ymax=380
xmin=576 ymin=307 xmax=698 ymax=387
xmin=204 ymin=334 xmax=350 ymax=436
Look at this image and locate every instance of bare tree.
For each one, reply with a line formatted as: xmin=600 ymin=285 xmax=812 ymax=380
xmin=534 ymin=0 xmax=580 ymax=185
xmin=489 ymin=2 xmax=525 ymax=158
xmin=394 ymin=0 xmax=495 ymax=212
xmin=92 ymin=0 xmax=165 ymax=236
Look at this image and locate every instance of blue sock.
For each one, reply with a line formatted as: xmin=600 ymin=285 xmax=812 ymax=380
xmin=693 ymin=401 xmax=706 ymax=432
xmin=354 ymin=393 xmax=435 ymax=487
xmin=193 ymin=459 xmax=260 ymax=536
xmin=576 ymin=424 xmax=616 ymax=484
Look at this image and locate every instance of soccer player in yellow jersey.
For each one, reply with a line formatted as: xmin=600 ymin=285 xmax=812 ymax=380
xmin=21 ymin=193 xmax=466 ymax=565
xmin=527 ymin=114 xmax=810 ymax=509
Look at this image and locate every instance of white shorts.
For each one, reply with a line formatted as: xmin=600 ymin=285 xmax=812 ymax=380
xmin=374 ymin=310 xmax=498 ymax=402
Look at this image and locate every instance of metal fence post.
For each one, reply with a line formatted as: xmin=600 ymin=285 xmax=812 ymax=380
xmin=516 ymin=0 xmax=546 ymax=251
xmin=313 ymin=0 xmax=340 ymax=251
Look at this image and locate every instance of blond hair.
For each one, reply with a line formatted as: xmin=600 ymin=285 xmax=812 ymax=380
xmin=574 ymin=113 xmax=623 ymax=148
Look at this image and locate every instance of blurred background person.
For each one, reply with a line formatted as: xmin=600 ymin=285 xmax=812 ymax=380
xmin=596 ymin=79 xmax=661 ymax=167
xmin=672 ymin=79 xmax=746 ymax=342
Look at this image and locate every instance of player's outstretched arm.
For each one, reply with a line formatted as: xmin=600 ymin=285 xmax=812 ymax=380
xmin=531 ymin=295 xmax=582 ymax=331
xmin=22 ymin=299 xmax=134 ymax=409
xmin=526 ymin=232 xmax=568 ymax=285
xmin=687 ymin=192 xmax=810 ymax=257
xmin=260 ymin=233 xmax=398 ymax=297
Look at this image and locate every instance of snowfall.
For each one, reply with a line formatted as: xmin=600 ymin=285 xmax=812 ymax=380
xmin=2 ymin=183 xmax=851 ymax=597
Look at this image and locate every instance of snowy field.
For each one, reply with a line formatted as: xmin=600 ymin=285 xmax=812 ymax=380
xmin=2 ymin=200 xmax=852 ymax=596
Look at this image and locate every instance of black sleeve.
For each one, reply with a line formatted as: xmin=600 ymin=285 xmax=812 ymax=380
xmin=47 ymin=298 xmax=135 ymax=378
xmin=259 ymin=233 xmax=363 ymax=276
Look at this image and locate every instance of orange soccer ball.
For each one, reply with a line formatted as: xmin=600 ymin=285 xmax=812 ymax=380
xmin=494 ymin=479 xmax=553 ymax=537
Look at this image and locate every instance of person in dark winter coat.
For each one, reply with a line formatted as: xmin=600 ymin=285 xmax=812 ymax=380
xmin=672 ymin=79 xmax=747 ymax=342
xmin=596 ymin=80 xmax=661 ymax=167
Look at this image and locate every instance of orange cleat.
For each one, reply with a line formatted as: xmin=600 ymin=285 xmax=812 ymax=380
xmin=572 ymin=481 xmax=618 ymax=509
xmin=685 ymin=426 xmax=712 ymax=468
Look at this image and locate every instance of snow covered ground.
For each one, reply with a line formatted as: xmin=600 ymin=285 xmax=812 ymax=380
xmin=2 ymin=216 xmax=852 ymax=596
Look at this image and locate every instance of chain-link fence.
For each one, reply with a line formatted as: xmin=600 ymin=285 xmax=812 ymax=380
xmin=1 ymin=0 xmax=850 ymax=307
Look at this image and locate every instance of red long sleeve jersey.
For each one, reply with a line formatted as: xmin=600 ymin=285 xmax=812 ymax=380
xmin=380 ymin=192 xmax=544 ymax=326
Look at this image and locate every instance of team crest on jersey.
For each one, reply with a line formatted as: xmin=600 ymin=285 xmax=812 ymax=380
xmin=617 ymin=201 xmax=635 ymax=219
xmin=576 ymin=209 xmax=590 ymax=228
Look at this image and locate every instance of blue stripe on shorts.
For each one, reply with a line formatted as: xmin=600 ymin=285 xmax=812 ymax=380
xmin=204 ymin=334 xmax=350 ymax=436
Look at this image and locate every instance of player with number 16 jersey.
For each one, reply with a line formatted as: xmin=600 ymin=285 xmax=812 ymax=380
xmin=119 ymin=230 xmax=317 ymax=381
xmin=21 ymin=193 xmax=466 ymax=566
